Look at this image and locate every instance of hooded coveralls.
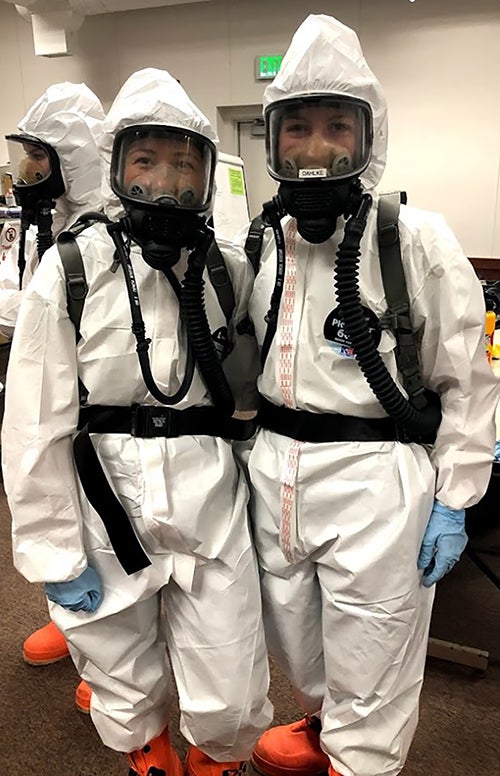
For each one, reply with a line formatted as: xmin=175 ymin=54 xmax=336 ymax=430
xmin=2 ymin=68 xmax=272 ymax=757
xmin=0 ymin=82 xmax=105 ymax=339
xmin=246 ymin=15 xmax=498 ymax=776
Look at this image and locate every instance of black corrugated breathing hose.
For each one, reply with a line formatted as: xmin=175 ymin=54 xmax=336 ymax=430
xmin=181 ymin=230 xmax=235 ymax=416
xmin=334 ymin=193 xmax=441 ymax=437
xmin=36 ymin=201 xmax=54 ymax=261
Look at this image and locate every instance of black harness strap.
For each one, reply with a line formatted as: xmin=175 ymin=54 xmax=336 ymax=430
xmin=258 ymin=396 xmax=403 ymax=443
xmin=244 ymin=213 xmax=269 ymax=275
xmin=377 ymin=193 xmax=428 ymax=410
xmin=73 ymin=429 xmax=152 ymax=575
xmin=57 ymin=211 xmax=110 ymax=340
xmin=206 ymin=238 xmax=235 ymax=324
xmin=57 ymin=231 xmax=88 ymax=343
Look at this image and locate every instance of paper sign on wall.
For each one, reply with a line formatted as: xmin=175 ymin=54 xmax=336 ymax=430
xmin=212 ymin=152 xmax=250 ymax=241
xmin=228 ymin=167 xmax=245 ymax=196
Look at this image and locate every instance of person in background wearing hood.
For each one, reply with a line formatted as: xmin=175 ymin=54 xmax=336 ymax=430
xmin=1 ymin=68 xmax=272 ymax=776
xmin=1 ymin=82 xmax=104 ymax=339
xmin=245 ymin=15 xmax=498 ymax=776
xmin=1 ymin=81 xmax=105 ymax=714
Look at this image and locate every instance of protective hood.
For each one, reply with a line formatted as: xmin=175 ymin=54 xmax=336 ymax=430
xmin=263 ymin=14 xmax=388 ymax=190
xmin=17 ymin=82 xmax=105 ymax=229
xmin=100 ymin=68 xmax=219 ymax=219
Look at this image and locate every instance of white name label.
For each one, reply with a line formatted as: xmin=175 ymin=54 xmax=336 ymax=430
xmin=298 ymin=168 xmax=328 ymax=179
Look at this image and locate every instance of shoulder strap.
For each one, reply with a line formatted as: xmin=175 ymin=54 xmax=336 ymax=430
xmin=377 ymin=191 xmax=428 ymax=410
xmin=206 ymin=238 xmax=235 ymax=324
xmin=56 ymin=211 xmax=108 ymax=338
xmin=69 ymin=210 xmax=111 ymax=236
xmin=56 ymin=231 xmax=88 ymax=343
xmin=244 ymin=213 xmax=269 ymax=275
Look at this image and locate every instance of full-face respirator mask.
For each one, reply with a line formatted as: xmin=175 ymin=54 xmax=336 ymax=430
xmin=110 ymin=125 xmax=217 ymax=267
xmin=6 ymin=134 xmax=65 ymax=208
xmin=5 ymin=134 xmax=65 ymax=285
xmin=265 ymin=95 xmax=373 ymax=242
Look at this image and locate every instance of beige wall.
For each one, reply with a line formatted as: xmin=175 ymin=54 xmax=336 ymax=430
xmin=0 ymin=0 xmax=498 ymax=255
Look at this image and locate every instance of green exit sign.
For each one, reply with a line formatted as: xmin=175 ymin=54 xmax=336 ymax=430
xmin=255 ymin=54 xmax=283 ymax=80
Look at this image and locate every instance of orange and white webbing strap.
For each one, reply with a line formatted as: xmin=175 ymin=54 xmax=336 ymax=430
xmin=280 ymin=439 xmax=303 ymax=564
xmin=279 ymin=221 xmax=298 ymax=409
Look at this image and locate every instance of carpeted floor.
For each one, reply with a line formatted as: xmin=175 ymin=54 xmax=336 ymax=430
xmin=1 ymin=483 xmax=499 ymax=776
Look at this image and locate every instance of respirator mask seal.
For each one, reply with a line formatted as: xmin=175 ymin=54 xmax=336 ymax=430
xmin=264 ymin=94 xmax=373 ymax=242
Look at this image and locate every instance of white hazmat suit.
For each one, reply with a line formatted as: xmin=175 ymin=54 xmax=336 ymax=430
xmin=246 ymin=15 xmax=498 ymax=776
xmin=0 ymin=81 xmax=105 ymax=338
xmin=2 ymin=68 xmax=272 ymax=757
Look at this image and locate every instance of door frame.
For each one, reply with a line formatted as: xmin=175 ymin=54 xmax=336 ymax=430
xmin=216 ymin=104 xmax=263 ymax=156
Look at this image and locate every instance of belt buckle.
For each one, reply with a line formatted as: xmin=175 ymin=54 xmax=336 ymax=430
xmin=131 ymin=404 xmax=153 ymax=437
xmin=148 ymin=407 xmax=177 ymax=438
xmin=131 ymin=404 xmax=141 ymax=437
xmin=131 ymin=405 xmax=176 ymax=438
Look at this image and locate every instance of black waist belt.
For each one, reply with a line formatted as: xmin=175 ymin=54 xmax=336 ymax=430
xmin=78 ymin=403 xmax=256 ymax=440
xmin=257 ymin=396 xmax=403 ymax=443
xmin=74 ymin=404 xmax=256 ymax=576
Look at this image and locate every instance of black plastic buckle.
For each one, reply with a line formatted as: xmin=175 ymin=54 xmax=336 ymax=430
xmin=408 ymin=385 xmax=428 ymax=410
xmin=394 ymin=311 xmax=413 ymax=334
xmin=394 ymin=423 xmax=411 ymax=444
xmin=378 ymin=222 xmax=399 ymax=247
xmin=66 ymin=273 xmax=88 ymax=301
xmin=395 ymin=421 xmax=436 ymax=446
xmin=209 ymin=263 xmax=229 ymax=288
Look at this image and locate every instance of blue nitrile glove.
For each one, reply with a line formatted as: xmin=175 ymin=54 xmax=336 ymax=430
xmin=494 ymin=440 xmax=500 ymax=461
xmin=45 ymin=566 xmax=103 ymax=614
xmin=417 ymin=500 xmax=468 ymax=587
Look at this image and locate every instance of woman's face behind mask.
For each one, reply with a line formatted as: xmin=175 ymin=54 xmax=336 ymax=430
xmin=265 ymin=96 xmax=372 ymax=184
xmin=278 ymin=105 xmax=359 ymax=178
xmin=123 ymin=136 xmax=206 ymax=207
xmin=278 ymin=107 xmax=359 ymax=177
xmin=6 ymin=140 xmax=52 ymax=186
xmin=19 ymin=143 xmax=51 ymax=183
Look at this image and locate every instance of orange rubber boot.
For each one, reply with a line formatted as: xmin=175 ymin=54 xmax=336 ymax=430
xmin=186 ymin=746 xmax=247 ymax=776
xmin=75 ymin=680 xmax=92 ymax=714
xmin=127 ymin=727 xmax=184 ymax=776
xmin=22 ymin=621 xmax=70 ymax=665
xmin=251 ymin=717 xmax=330 ymax=776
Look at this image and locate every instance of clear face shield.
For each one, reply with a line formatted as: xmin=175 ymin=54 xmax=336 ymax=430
xmin=265 ymin=95 xmax=373 ymax=184
xmin=5 ymin=134 xmax=64 ymax=276
xmin=6 ymin=135 xmax=65 ymax=193
xmin=111 ymin=125 xmax=216 ymax=213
